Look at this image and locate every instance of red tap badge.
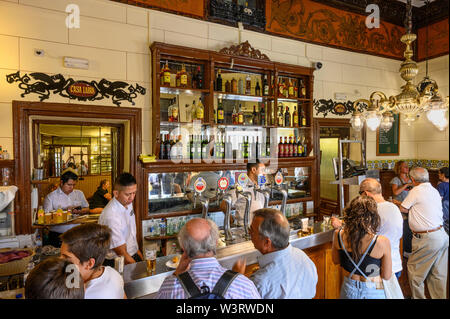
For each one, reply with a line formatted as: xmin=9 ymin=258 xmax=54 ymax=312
xmin=218 ymin=177 xmax=229 ymax=191
xmin=275 ymin=172 xmax=283 ymax=185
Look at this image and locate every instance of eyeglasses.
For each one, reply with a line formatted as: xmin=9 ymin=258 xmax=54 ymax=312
xmin=359 ymin=190 xmax=366 ymax=195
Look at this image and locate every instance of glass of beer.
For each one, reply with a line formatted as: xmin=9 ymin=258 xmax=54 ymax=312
xmin=145 ymin=248 xmax=156 ymax=274
xmin=308 ymin=218 xmax=314 ymax=235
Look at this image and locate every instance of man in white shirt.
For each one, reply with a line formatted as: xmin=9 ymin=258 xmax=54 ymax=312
xmin=399 ymin=167 xmax=448 ymax=299
xmin=60 ymin=223 xmax=125 ymax=299
xmin=43 ymin=170 xmax=89 ymax=247
xmin=99 ymin=173 xmax=143 ymax=265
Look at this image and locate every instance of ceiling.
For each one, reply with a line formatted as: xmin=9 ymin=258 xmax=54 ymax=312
xmin=396 ymin=0 xmax=435 ymax=7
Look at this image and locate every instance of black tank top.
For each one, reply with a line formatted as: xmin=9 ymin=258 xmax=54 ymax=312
xmin=338 ymin=232 xmax=382 ymax=277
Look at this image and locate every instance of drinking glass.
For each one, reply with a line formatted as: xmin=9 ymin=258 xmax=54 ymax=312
xmin=323 ymin=216 xmax=330 ymax=228
xmin=144 ymin=248 xmax=157 ymax=274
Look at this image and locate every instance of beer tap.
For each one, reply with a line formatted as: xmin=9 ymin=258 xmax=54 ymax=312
xmin=273 ymin=184 xmax=288 ymax=217
xmin=222 ymin=193 xmax=234 ymax=243
xmin=235 ymin=186 xmax=252 ymax=239
xmin=255 ymin=186 xmax=271 ymax=208
xmin=200 ymin=195 xmax=209 ymax=219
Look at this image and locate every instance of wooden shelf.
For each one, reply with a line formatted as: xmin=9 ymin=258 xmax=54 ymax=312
xmin=31 ymin=180 xmax=51 ymax=184
xmin=0 ymin=159 xmax=14 ymax=168
xmin=144 ymin=235 xmax=177 ymax=241
xmin=277 ymin=97 xmax=310 ymax=102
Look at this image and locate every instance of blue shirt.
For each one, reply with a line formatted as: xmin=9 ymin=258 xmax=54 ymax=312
xmin=437 ymin=182 xmax=449 ymax=201
xmin=250 ymin=244 xmax=318 ymax=299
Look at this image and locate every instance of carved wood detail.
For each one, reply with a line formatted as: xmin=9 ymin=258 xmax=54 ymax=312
xmin=218 ymin=40 xmax=270 ymax=61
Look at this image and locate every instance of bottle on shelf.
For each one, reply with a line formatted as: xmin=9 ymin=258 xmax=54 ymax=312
xmin=238 ymin=77 xmax=244 ymax=95
xmin=232 ymin=105 xmax=238 ymax=125
xmin=221 ymin=135 xmax=226 ymax=159
xmin=302 ymin=137 xmax=308 ymax=157
xmin=277 ymin=104 xmax=284 ymax=127
xmin=265 ymin=135 xmax=271 ymax=158
xmin=191 ymin=66 xmax=198 ymax=89
xmin=243 ymin=136 xmax=249 ymax=159
xmin=294 ymin=79 xmax=299 ymax=97
xmin=260 ymin=103 xmax=266 ymax=126
xmin=288 ymin=136 xmax=294 ymax=158
xmin=159 ymin=134 xmax=165 ymax=159
xmin=255 ymin=136 xmax=260 ymax=159
xmin=180 ymin=63 xmax=188 ymax=88
xmin=231 ymin=78 xmax=238 ymax=94
xmin=217 ymin=98 xmax=225 ymax=124
xmin=238 ymin=104 xmax=244 ymax=124
xmin=163 ymin=60 xmax=171 ymax=86
xmin=297 ymin=136 xmax=303 ymax=158
xmin=292 ymin=136 xmax=298 ymax=157
xmin=216 ymin=69 xmax=223 ymax=91
xmin=225 ymin=80 xmax=231 ymax=93
xmin=169 ymin=135 xmax=176 ymax=159
xmin=284 ymin=106 xmax=291 ymax=127
xmin=245 ymin=74 xmax=252 ymax=95
xmin=201 ymin=135 xmax=208 ymax=159
xmin=283 ymin=136 xmax=289 ymax=158
xmin=255 ymin=81 xmax=261 ymax=96
xmin=252 ymin=105 xmax=258 ymax=125
xmin=175 ymin=66 xmax=181 ymax=88
xmin=225 ymin=136 xmax=232 ymax=160
xmin=189 ymin=135 xmax=194 ymax=160
xmin=164 ymin=134 xmax=171 ymax=160
xmin=292 ymin=105 xmax=298 ymax=127
xmin=300 ymin=79 xmax=307 ymax=98
xmin=278 ymin=136 xmax=284 ymax=158
xmin=195 ymin=135 xmax=202 ymax=160
xmin=301 ymin=108 xmax=307 ymax=127
xmin=196 ymin=98 xmax=204 ymax=121
xmin=191 ymin=100 xmax=197 ymax=121
xmin=278 ymin=78 xmax=284 ymax=97
xmin=288 ymin=79 xmax=294 ymax=98
xmin=263 ymin=74 xmax=269 ymax=96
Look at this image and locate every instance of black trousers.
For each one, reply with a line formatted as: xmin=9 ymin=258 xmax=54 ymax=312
xmin=43 ymin=231 xmax=63 ymax=248
xmin=103 ymin=253 xmax=142 ymax=267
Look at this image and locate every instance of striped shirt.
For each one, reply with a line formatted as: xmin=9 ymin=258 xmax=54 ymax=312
xmin=156 ymin=257 xmax=261 ymax=299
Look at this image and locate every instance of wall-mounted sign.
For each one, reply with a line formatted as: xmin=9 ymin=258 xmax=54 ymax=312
xmin=377 ymin=113 xmax=400 ymax=156
xmin=218 ymin=177 xmax=229 ymax=191
xmin=6 ymin=71 xmax=145 ymax=107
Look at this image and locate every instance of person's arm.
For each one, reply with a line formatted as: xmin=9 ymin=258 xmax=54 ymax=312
xmin=399 ymin=191 xmax=415 ymax=214
xmin=104 ymin=192 xmax=112 ymax=201
xmin=330 ymin=217 xmax=343 ymax=229
xmin=379 ymin=235 xmax=392 ymax=280
xmin=173 ymin=251 xmax=191 ymax=275
xmin=391 ymin=179 xmax=412 ymax=196
xmin=399 ymin=205 xmax=409 ymax=214
xmin=232 ymin=257 xmax=247 ymax=275
xmin=113 ymin=244 xmax=136 ymax=264
xmin=331 ymin=229 xmax=341 ymax=265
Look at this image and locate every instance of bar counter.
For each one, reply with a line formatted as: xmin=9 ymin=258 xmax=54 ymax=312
xmin=123 ymin=222 xmax=335 ymax=299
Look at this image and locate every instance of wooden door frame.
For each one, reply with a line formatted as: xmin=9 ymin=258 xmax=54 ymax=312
xmin=13 ymin=101 xmax=142 ymax=242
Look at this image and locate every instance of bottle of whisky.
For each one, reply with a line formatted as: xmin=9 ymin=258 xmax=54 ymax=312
xmin=302 ymin=137 xmax=307 ymax=157
xmin=238 ymin=104 xmax=244 ymax=124
xmin=292 ymin=105 xmax=298 ymax=127
xmin=300 ymin=79 xmax=306 ymax=98
xmin=263 ymin=74 xmax=269 ymax=96
xmin=294 ymin=79 xmax=299 ymax=97
xmin=196 ymin=98 xmax=204 ymax=121
xmin=288 ymin=79 xmax=294 ymax=98
xmin=278 ymin=78 xmax=284 ymax=97
xmin=172 ymin=99 xmax=179 ymax=122
xmin=277 ymin=104 xmax=284 ymax=127
xmin=175 ymin=67 xmax=181 ymax=88
xmin=245 ymin=74 xmax=252 ymax=95
xmin=217 ymin=98 xmax=224 ymax=124
xmin=284 ymin=106 xmax=291 ymax=127
xmin=180 ymin=63 xmax=188 ymax=88
xmin=288 ymin=136 xmax=293 ymax=158
xmin=297 ymin=136 xmax=303 ymax=157
xmin=252 ymin=105 xmax=259 ymax=125
xmin=163 ymin=60 xmax=171 ymax=86
xmin=255 ymin=81 xmax=261 ymax=96
xmin=283 ymin=79 xmax=289 ymax=98
xmin=301 ymin=108 xmax=307 ymax=127
xmin=216 ymin=69 xmax=222 ymax=92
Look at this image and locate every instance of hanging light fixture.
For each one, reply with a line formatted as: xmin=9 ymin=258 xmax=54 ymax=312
xmin=350 ymin=0 xmax=449 ymax=132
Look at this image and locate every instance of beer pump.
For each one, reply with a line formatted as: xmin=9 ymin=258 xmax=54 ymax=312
xmin=254 ymin=174 xmax=270 ymax=208
xmin=193 ymin=177 xmax=209 ymax=219
xmin=272 ymin=171 xmax=288 ymax=217
xmin=235 ymin=173 xmax=252 ymax=239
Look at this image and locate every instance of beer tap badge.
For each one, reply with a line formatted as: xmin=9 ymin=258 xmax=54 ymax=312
xmin=257 ymin=174 xmax=266 ymax=187
xmin=237 ymin=173 xmax=249 ymax=187
xmin=218 ymin=177 xmax=229 ymax=191
xmin=194 ymin=177 xmax=206 ymax=193
xmin=275 ymin=172 xmax=283 ymax=185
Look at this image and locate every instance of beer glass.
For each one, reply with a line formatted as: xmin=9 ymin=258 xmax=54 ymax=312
xmin=145 ymin=248 xmax=157 ymax=274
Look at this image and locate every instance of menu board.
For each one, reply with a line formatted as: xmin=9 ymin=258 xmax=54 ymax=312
xmin=377 ymin=113 xmax=400 ymax=156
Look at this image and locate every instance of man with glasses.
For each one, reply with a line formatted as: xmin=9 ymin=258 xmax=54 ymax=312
xmin=232 ymin=208 xmax=317 ymax=299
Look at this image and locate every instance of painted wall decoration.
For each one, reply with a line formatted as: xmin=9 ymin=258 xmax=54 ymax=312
xmin=111 ymin=0 xmax=204 ymax=18
xmin=417 ymin=18 xmax=449 ymax=61
xmin=6 ymin=71 xmax=146 ymax=107
xmin=265 ymin=0 xmax=406 ymax=60
xmin=313 ymin=99 xmax=365 ymax=117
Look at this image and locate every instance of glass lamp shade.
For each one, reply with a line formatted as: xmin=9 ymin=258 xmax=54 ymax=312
xmin=350 ymin=113 xmax=364 ymax=131
xmin=380 ymin=113 xmax=394 ymax=132
xmin=434 ymin=116 xmax=448 ymax=131
xmin=365 ymin=111 xmax=382 ymax=131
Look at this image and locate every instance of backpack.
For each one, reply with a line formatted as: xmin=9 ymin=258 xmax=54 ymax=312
xmin=176 ymin=270 xmax=239 ymax=299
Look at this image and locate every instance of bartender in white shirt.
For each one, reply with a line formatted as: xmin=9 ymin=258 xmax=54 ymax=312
xmin=221 ymin=160 xmax=266 ymax=226
xmin=99 ymin=172 xmax=143 ymax=266
xmin=43 ymin=169 xmax=89 ymax=247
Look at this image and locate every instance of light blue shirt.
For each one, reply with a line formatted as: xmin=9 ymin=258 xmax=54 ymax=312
xmin=250 ymin=244 xmax=318 ymax=299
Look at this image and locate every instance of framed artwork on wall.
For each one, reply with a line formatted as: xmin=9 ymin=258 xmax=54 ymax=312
xmin=376 ymin=113 xmax=400 ymax=156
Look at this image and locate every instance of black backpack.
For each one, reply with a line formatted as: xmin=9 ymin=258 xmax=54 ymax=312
xmin=177 ymin=270 xmax=239 ymax=299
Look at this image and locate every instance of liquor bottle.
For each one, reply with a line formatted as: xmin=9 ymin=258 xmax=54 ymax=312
xmin=201 ymin=135 xmax=208 ymax=159
xmin=196 ymin=98 xmax=204 ymax=121
xmin=263 ymin=74 xmax=269 ymax=96
xmin=168 ymin=100 xmax=174 ymax=122
xmin=238 ymin=78 xmax=244 ymax=94
xmin=221 ymin=135 xmax=226 ymax=159
xmin=216 ymin=69 xmax=222 ymax=91
xmin=283 ymin=137 xmax=289 ymax=158
xmin=164 ymin=134 xmax=171 ymax=160
xmin=172 ymin=100 xmax=179 ymax=122
xmin=160 ymin=134 xmax=165 ymax=159
xmin=169 ymin=135 xmax=176 ymax=159
xmin=278 ymin=78 xmax=284 ymax=97
xmin=292 ymin=136 xmax=298 ymax=157
xmin=191 ymin=67 xmax=198 ymax=89
xmin=175 ymin=67 xmax=181 ymax=88
xmin=300 ymin=79 xmax=306 ymax=98
xmin=244 ymin=136 xmax=249 ymax=159
xmin=191 ymin=100 xmax=197 ymax=121
xmin=277 ymin=104 xmax=284 ymax=127
xmin=255 ymin=136 xmax=260 ymax=159
xmin=245 ymin=74 xmax=252 ymax=95
xmin=288 ymin=79 xmax=294 ymax=98
xmin=252 ymin=105 xmax=259 ymax=125
xmin=225 ymin=80 xmax=231 ymax=93
xmin=297 ymin=136 xmax=303 ymax=157
xmin=301 ymin=108 xmax=307 ymax=127
xmin=195 ymin=135 xmax=202 ymax=160
xmin=180 ymin=64 xmax=188 ymax=88
xmin=283 ymin=79 xmax=289 ymax=98
xmin=271 ymin=103 xmax=275 ymax=126
xmin=278 ymin=136 xmax=284 ymax=158
xmin=189 ymin=135 xmax=193 ymax=159
xmin=294 ymin=79 xmax=299 ymax=97
xmin=255 ymin=81 xmax=261 ymax=96
xmin=302 ymin=138 xmax=307 ymax=157
xmin=217 ymin=98 xmax=224 ymax=124
xmin=231 ymin=78 xmax=238 ymax=94
xmin=225 ymin=136 xmax=232 ymax=160
xmin=284 ymin=106 xmax=291 ymax=127
xmin=238 ymin=104 xmax=244 ymax=124
xmin=177 ymin=135 xmax=184 ymax=159
xmin=196 ymin=66 xmax=203 ymax=89
xmin=162 ymin=60 xmax=171 ymax=86
xmin=292 ymin=105 xmax=298 ymax=127
xmin=260 ymin=103 xmax=266 ymax=126
xmin=288 ymin=136 xmax=293 ymax=158
xmin=232 ymin=105 xmax=238 ymax=124
xmin=214 ymin=108 xmax=217 ymax=124
xmin=265 ymin=135 xmax=271 ymax=158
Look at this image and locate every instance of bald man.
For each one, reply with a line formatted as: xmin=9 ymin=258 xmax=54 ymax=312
xmin=332 ymin=178 xmax=404 ymax=279
xmin=156 ymin=218 xmax=261 ymax=299
xmin=233 ymin=208 xmax=317 ymax=299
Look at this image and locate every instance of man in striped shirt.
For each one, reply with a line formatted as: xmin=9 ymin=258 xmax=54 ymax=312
xmin=156 ymin=218 xmax=261 ymax=299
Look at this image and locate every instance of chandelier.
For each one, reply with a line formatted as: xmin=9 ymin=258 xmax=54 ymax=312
xmin=350 ymin=0 xmax=449 ymax=133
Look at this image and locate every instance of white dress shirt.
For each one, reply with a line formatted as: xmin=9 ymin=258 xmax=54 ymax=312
xmin=98 ymin=197 xmax=139 ymax=260
xmin=84 ymin=266 xmax=124 ymax=299
xmin=43 ymin=187 xmax=89 ymax=233
xmin=401 ymin=182 xmax=443 ymax=232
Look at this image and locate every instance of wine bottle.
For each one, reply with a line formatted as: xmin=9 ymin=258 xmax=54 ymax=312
xmin=164 ymin=134 xmax=171 ymax=160
xmin=252 ymin=105 xmax=259 ymax=125
xmin=284 ymin=106 xmax=291 ymax=127
xmin=292 ymin=105 xmax=298 ymax=127
xmin=196 ymin=66 xmax=202 ymax=89
xmin=217 ymin=98 xmax=224 ymax=124
xmin=238 ymin=104 xmax=244 ymax=124
xmin=163 ymin=60 xmax=171 ymax=86
xmin=277 ymin=104 xmax=284 ymax=127
xmin=160 ymin=134 xmax=165 ymax=159
xmin=245 ymin=74 xmax=251 ymax=95
xmin=263 ymin=74 xmax=269 ymax=96
xmin=255 ymin=136 xmax=260 ymax=159
xmin=260 ymin=103 xmax=266 ymax=126
xmin=216 ymin=69 xmax=222 ymax=91
xmin=278 ymin=136 xmax=284 ymax=158
xmin=255 ymin=81 xmax=261 ymax=96
xmin=180 ymin=63 xmax=188 ymax=88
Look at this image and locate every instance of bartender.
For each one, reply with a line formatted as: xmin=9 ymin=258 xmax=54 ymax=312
xmin=221 ymin=160 xmax=266 ymax=226
xmin=43 ymin=169 xmax=90 ymax=247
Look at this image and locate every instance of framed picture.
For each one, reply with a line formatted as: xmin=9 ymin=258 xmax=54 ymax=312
xmin=376 ymin=113 xmax=400 ymax=156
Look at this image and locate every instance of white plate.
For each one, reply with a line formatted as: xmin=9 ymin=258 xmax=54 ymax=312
xmin=165 ymin=256 xmax=180 ymax=269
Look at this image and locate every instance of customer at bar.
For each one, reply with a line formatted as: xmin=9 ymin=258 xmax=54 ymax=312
xmin=25 ymin=257 xmax=84 ymax=299
xmin=390 ymin=160 xmax=413 ymax=258
xmin=332 ymin=195 xmax=392 ymax=299
xmin=60 ymin=223 xmax=126 ymax=299
xmin=436 ymin=167 xmax=449 ymax=234
xmin=232 ymin=208 xmax=317 ymax=298
xmin=99 ymin=172 xmax=143 ymax=266
xmin=399 ymin=167 xmax=448 ymax=299
xmin=156 ymin=218 xmax=261 ymax=299
xmin=332 ymin=178 xmax=403 ymax=279
xmin=89 ymin=179 xmax=112 ymax=213
xmin=43 ymin=169 xmax=90 ymax=247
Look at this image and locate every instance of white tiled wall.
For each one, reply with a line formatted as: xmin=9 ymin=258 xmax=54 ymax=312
xmin=0 ymin=0 xmax=448 ymax=162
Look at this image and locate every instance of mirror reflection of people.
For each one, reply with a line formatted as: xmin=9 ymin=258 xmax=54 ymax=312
xmin=77 ymin=160 xmax=88 ymax=176
xmin=43 ymin=169 xmax=90 ymax=247
xmin=99 ymin=173 xmax=143 ymax=266
xmin=89 ymin=179 xmax=112 ymax=213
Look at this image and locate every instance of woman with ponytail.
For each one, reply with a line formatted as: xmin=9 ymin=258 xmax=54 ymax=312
xmin=332 ymin=195 xmax=392 ymax=299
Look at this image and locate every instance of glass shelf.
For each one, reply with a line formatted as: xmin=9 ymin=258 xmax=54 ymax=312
xmin=160 ymin=86 xmax=209 ymax=95
xmin=278 ymin=97 xmax=310 ymax=103
xmin=214 ymin=92 xmax=273 ymax=102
